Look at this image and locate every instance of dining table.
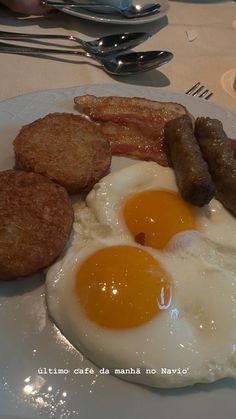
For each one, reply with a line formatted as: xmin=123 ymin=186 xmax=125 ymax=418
xmin=0 ymin=1 xmax=236 ymax=419
xmin=0 ymin=0 xmax=235 ymax=109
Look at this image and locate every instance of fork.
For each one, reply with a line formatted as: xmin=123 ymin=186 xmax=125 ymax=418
xmin=185 ymin=82 xmax=213 ymax=100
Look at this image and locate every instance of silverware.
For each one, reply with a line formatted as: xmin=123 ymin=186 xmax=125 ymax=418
xmin=0 ymin=41 xmax=173 ymax=76
xmin=0 ymin=31 xmax=151 ymax=56
xmin=186 ymin=82 xmax=213 ymax=100
xmin=43 ymin=1 xmax=161 ymax=18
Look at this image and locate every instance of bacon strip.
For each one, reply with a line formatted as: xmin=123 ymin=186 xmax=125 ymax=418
xmin=74 ymin=95 xmax=187 ymax=126
xmin=74 ymin=95 xmax=188 ymax=166
xmin=98 ymin=121 xmax=169 ymax=166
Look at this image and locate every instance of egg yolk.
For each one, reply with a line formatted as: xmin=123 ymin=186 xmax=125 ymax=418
xmin=75 ymin=245 xmax=172 ymax=329
xmin=123 ymin=189 xmax=197 ymax=249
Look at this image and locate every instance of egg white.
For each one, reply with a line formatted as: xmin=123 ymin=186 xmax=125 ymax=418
xmin=86 ymin=161 xmax=236 ymax=249
xmin=46 ymin=161 xmax=236 ymax=388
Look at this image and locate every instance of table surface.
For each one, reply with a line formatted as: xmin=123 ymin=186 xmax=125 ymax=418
xmin=0 ymin=1 xmax=235 ymax=111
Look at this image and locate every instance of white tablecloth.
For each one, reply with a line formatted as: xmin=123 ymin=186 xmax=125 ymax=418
xmin=0 ymin=1 xmax=235 ymax=111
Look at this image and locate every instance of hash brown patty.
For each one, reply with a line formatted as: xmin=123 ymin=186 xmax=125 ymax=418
xmin=0 ymin=170 xmax=74 ymax=280
xmin=13 ymin=113 xmax=112 ymax=194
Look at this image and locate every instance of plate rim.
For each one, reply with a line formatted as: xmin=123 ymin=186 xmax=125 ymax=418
xmin=58 ymin=0 xmax=169 ymax=25
xmin=0 ymin=82 xmax=236 ymax=418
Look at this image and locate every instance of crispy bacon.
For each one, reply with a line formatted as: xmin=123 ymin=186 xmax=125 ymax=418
xmin=74 ymin=95 xmax=187 ymax=127
xmin=74 ymin=95 xmax=188 ymax=166
xmin=98 ymin=121 xmax=169 ymax=166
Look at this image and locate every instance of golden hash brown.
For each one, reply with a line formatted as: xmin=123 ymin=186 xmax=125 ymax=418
xmin=13 ymin=113 xmax=112 ymax=194
xmin=0 ymin=170 xmax=74 ymax=280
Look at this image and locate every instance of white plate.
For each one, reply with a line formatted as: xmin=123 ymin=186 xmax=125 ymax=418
xmin=0 ymin=84 xmax=236 ymax=419
xmin=59 ymin=0 xmax=169 ymax=25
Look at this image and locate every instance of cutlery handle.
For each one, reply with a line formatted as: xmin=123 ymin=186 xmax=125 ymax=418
xmin=44 ymin=1 xmax=120 ymax=11
xmin=0 ymin=30 xmax=70 ymax=41
xmin=45 ymin=1 xmax=114 ymax=7
xmin=0 ymin=41 xmax=90 ymax=57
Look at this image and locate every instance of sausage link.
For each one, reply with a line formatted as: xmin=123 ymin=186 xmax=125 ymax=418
xmin=164 ymin=115 xmax=214 ymax=206
xmin=195 ymin=117 xmax=236 ymax=216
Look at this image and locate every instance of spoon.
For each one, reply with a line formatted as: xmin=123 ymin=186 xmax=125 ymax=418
xmin=101 ymin=50 xmax=173 ymax=75
xmin=43 ymin=1 xmax=161 ymax=18
xmin=0 ymin=42 xmax=173 ymax=76
xmin=0 ymin=31 xmax=151 ymax=56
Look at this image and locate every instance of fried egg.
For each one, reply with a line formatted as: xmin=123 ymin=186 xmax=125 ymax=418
xmin=86 ymin=161 xmax=236 ymax=249
xmin=46 ymin=161 xmax=236 ymax=388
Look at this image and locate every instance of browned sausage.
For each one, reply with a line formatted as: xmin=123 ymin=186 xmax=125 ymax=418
xmin=164 ymin=115 xmax=215 ymax=206
xmin=195 ymin=117 xmax=236 ymax=216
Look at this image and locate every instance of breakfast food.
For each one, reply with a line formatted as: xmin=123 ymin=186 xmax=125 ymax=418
xmin=13 ymin=113 xmax=112 ymax=194
xmin=74 ymin=95 xmax=188 ymax=124
xmin=0 ymin=170 xmax=74 ymax=280
xmin=46 ymin=161 xmax=236 ymax=388
xmin=74 ymin=95 xmax=189 ymax=166
xmin=164 ymin=115 xmax=215 ymax=206
xmin=3 ymin=92 xmax=236 ymax=389
xmin=195 ymin=117 xmax=236 ymax=216
xmin=99 ymin=121 xmax=168 ymax=166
